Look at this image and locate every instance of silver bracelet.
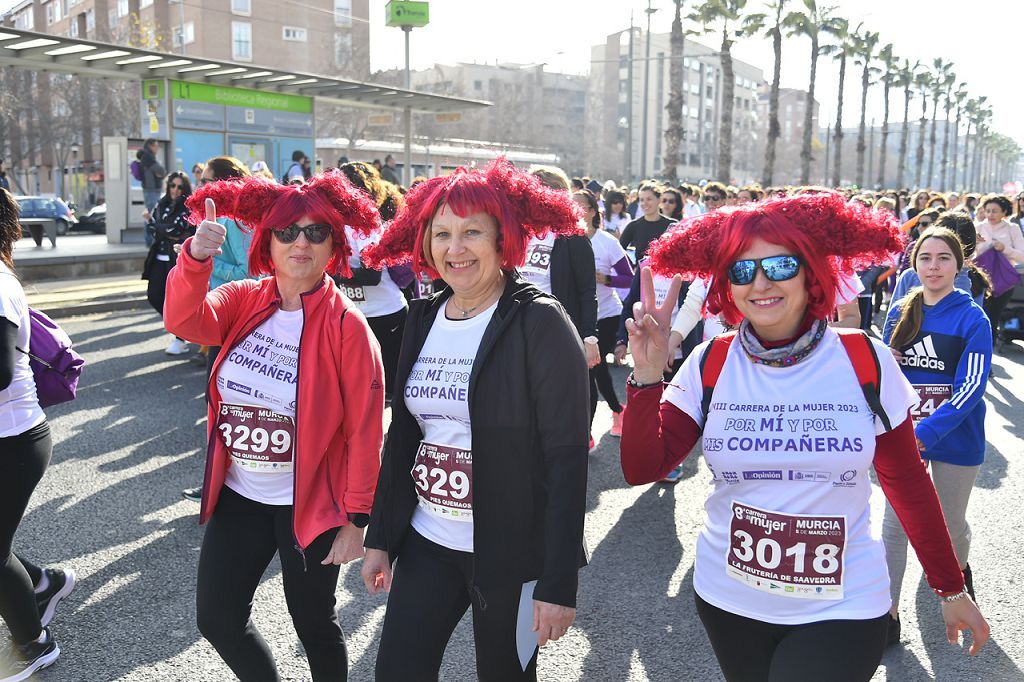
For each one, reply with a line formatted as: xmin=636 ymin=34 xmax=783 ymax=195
xmin=940 ymin=589 xmax=971 ymax=603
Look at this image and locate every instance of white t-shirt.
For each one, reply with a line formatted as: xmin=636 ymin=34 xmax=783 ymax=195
xmin=603 ymin=214 xmax=630 ymax=236
xmin=662 ymin=328 xmax=917 ymax=624
xmin=217 ymin=308 xmax=302 ymax=505
xmin=520 ymin=233 xmax=556 ymax=294
xmin=343 ymin=226 xmax=408 ymax=318
xmin=405 ymin=300 xmax=498 ymax=552
xmin=0 ymin=264 xmax=45 ymax=438
xmin=591 ymin=230 xmax=629 ymax=321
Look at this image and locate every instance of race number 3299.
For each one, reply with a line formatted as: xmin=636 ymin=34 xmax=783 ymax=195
xmin=217 ymin=403 xmax=295 ymax=472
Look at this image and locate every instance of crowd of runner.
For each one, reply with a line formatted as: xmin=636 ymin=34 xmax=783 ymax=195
xmin=1 ymin=153 xmax=1020 ymax=680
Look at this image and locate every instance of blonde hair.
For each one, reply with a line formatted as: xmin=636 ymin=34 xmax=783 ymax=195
xmin=528 ymin=165 xmax=571 ymax=192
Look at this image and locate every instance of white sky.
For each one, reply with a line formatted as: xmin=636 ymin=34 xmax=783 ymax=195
xmin=3 ymin=0 xmax=1020 ymax=146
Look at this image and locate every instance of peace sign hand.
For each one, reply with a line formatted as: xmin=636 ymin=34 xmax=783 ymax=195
xmin=189 ymin=198 xmax=226 ymax=261
xmin=625 ymin=266 xmax=682 ymax=385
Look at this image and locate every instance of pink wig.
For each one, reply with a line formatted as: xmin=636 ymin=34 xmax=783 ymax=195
xmin=646 ymin=192 xmax=905 ymax=325
xmin=185 ymin=170 xmax=381 ymax=277
xmin=362 ymin=157 xmax=583 ymax=277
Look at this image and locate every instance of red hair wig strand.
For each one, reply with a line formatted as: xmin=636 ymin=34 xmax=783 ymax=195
xmin=646 ymin=192 xmax=905 ymax=325
xmin=362 ymin=157 xmax=583 ymax=277
xmin=185 ymin=170 xmax=381 ymax=278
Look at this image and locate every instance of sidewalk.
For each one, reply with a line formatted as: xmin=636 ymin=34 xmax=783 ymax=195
xmin=23 ymin=274 xmax=148 ymax=318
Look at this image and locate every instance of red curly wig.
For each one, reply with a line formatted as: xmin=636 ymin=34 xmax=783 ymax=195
xmin=184 ymin=170 xmax=381 ymax=278
xmin=646 ymin=192 xmax=905 ymax=325
xmin=361 ymin=157 xmax=582 ymax=277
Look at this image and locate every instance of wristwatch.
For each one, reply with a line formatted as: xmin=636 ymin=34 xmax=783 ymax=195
xmin=583 ymin=336 xmax=599 ymax=346
xmin=347 ymin=513 xmax=370 ymax=529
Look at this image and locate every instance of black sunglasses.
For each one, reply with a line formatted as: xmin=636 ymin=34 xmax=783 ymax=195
xmin=271 ymin=223 xmax=332 ymax=244
xmin=168 ymin=183 xmax=184 ymax=189
xmin=706 ymin=194 xmax=725 ymax=202
xmin=727 ymin=255 xmax=802 ymax=286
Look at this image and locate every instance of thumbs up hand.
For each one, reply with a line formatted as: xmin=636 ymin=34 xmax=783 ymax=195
xmin=190 ymin=198 xmax=226 ymax=261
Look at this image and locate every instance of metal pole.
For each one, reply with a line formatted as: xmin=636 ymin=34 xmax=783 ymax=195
xmin=403 ymin=26 xmax=412 ymax=186
xmin=640 ymin=0 xmax=653 ymax=180
xmin=625 ymin=15 xmax=634 ymax=184
xmin=179 ymin=0 xmax=186 ymax=56
xmin=867 ymin=118 xmax=875 ymax=188
xmin=823 ymin=124 xmax=831 ymax=186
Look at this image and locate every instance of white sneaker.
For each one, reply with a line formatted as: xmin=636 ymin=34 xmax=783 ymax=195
xmin=165 ymin=337 xmax=190 ymax=355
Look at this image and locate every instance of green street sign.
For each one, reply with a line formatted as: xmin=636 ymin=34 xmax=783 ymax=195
xmin=170 ymin=80 xmax=312 ymax=114
xmin=385 ymin=1 xmax=429 ymax=28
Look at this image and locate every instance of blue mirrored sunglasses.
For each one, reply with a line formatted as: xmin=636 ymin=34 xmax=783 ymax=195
xmin=727 ymin=255 xmax=802 ymax=286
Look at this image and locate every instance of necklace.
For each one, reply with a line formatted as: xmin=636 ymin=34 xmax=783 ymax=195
xmin=450 ymin=300 xmax=481 ymax=318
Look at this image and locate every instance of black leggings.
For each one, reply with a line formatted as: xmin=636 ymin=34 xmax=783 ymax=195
xmin=0 ymin=421 xmax=51 ymax=643
xmin=196 ymin=487 xmax=347 ymax=682
xmin=366 ymin=308 xmax=407 ymax=399
xmin=146 ymin=257 xmax=174 ymax=318
xmin=589 ymin=316 xmax=623 ymax=426
xmin=983 ymin=287 xmax=1014 ymax=344
xmin=695 ymin=592 xmax=888 ymax=682
xmin=376 ymin=529 xmax=538 ymax=681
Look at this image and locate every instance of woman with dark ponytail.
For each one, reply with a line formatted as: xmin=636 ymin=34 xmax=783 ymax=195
xmin=881 ymin=226 xmax=992 ymax=646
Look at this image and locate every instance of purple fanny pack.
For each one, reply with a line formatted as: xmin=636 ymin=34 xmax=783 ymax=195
xmin=17 ymin=308 xmax=85 ymax=408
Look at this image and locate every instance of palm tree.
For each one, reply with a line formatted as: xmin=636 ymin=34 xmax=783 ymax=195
xmin=949 ymin=86 xmax=967 ymax=190
xmin=689 ymin=0 xmax=760 ymax=183
xmin=753 ymin=0 xmax=788 ymax=186
xmin=853 ymin=29 xmax=879 ymax=187
xmin=926 ymin=59 xmax=954 ymax=188
xmin=875 ymin=44 xmax=897 ymax=188
xmin=895 ymin=59 xmax=917 ymax=188
xmin=914 ymin=69 xmax=931 ymax=188
xmin=940 ymin=80 xmax=964 ymax=191
xmin=663 ymin=0 xmax=687 ymax=184
xmin=783 ymin=0 xmax=842 ymax=184
xmin=822 ymin=20 xmax=855 ymax=187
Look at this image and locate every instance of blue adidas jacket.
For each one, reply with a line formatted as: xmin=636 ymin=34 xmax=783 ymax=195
xmin=883 ymin=288 xmax=991 ymax=465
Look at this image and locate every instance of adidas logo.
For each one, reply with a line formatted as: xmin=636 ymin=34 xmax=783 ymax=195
xmin=903 ymin=336 xmax=946 ymax=371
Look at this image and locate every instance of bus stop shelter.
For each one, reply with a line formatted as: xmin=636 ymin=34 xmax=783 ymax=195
xmin=0 ymin=27 xmax=490 ymax=242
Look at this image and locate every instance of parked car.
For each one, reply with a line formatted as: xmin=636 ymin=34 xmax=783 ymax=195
xmin=16 ymin=195 xmax=76 ymax=236
xmin=73 ymin=202 xmax=106 ymax=234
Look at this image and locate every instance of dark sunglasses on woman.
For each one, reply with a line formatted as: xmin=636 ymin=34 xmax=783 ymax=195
xmin=727 ymin=255 xmax=801 ymax=285
xmin=271 ymin=223 xmax=332 ymax=244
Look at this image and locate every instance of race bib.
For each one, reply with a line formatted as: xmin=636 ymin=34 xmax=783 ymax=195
xmin=910 ymin=384 xmax=952 ymax=421
xmin=416 ymin=277 xmax=433 ymax=298
xmin=411 ymin=442 xmax=473 ymax=522
xmin=523 ymin=243 xmax=552 ymax=273
xmin=217 ymin=402 xmax=295 ymax=473
xmin=727 ymin=501 xmax=847 ymax=600
xmin=340 ymin=284 xmax=365 ymax=302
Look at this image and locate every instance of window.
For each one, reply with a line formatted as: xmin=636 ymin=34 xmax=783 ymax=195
xmin=335 ymin=0 xmax=352 ymax=27
xmin=117 ymin=0 xmax=129 ymax=17
xmin=232 ymin=22 xmax=252 ymax=61
xmin=85 ymin=8 xmax=95 ymax=31
xmin=334 ymin=32 xmax=352 ymax=69
xmin=14 ymin=9 xmax=34 ymax=29
xmin=282 ymin=26 xmax=307 ymax=42
xmin=46 ymin=3 xmax=56 ymax=25
xmin=173 ymin=21 xmax=195 ymax=47
xmin=140 ymin=0 xmax=153 ymax=7
xmin=69 ymin=20 xmax=78 ymax=37
xmin=231 ymin=0 xmax=252 ymax=15
xmin=474 ymin=80 xmax=482 ymax=91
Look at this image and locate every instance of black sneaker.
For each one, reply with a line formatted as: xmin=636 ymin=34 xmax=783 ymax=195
xmin=886 ymin=614 xmax=901 ymax=646
xmin=35 ymin=568 xmax=75 ymax=628
xmin=963 ymin=564 xmax=976 ymax=602
xmin=181 ymin=487 xmax=202 ymax=503
xmin=0 ymin=629 xmax=60 ymax=682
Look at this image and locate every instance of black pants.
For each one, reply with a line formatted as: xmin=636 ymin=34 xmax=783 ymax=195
xmin=589 ymin=316 xmax=623 ymax=427
xmin=695 ymin=592 xmax=888 ymax=682
xmin=376 ymin=529 xmax=538 ymax=681
xmin=196 ymin=487 xmax=347 ymax=682
xmin=0 ymin=421 xmax=51 ymax=643
xmin=858 ymin=296 xmax=873 ymax=332
xmin=146 ymin=257 xmax=174 ymax=318
xmin=366 ymin=308 xmax=407 ymax=399
xmin=984 ymin=288 xmax=1014 ymax=344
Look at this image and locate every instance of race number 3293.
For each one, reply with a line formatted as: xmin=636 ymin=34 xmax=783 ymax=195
xmin=727 ymin=501 xmax=847 ymax=600
xmin=411 ymin=442 xmax=473 ymax=522
xmin=217 ymin=402 xmax=295 ymax=473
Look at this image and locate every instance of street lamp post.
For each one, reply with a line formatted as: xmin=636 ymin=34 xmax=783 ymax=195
xmin=640 ymin=0 xmax=657 ymax=180
xmin=386 ymin=1 xmax=429 ymax=186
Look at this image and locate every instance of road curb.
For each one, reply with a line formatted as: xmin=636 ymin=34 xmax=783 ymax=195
xmin=38 ymin=296 xmax=148 ymax=319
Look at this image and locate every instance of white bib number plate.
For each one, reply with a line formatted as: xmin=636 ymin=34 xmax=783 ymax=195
xmin=910 ymin=384 xmax=952 ymax=421
xmin=217 ymin=402 xmax=295 ymax=473
xmin=411 ymin=442 xmax=473 ymax=522
xmin=340 ymin=284 xmax=366 ymax=302
xmin=727 ymin=501 xmax=847 ymax=600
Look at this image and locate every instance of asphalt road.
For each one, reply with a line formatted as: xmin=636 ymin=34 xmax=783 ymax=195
xmin=8 ymin=309 xmax=1024 ymax=681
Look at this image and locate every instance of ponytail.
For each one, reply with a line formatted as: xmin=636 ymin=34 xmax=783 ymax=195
xmin=889 ymin=287 xmax=926 ymax=350
xmin=965 ymin=261 xmax=993 ymax=300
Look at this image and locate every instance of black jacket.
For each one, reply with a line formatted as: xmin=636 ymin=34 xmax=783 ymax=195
xmin=142 ymin=195 xmax=194 ymax=279
xmin=545 ymin=234 xmax=597 ymax=339
xmin=365 ymin=275 xmax=590 ymax=607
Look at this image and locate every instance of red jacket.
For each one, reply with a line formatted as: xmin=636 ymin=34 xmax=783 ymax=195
xmin=165 ymin=239 xmax=385 ymax=549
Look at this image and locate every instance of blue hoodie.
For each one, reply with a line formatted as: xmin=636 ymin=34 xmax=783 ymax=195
xmin=883 ymin=288 xmax=991 ymax=465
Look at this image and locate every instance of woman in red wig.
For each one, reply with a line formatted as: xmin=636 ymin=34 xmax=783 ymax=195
xmin=619 ymin=193 xmax=989 ymax=681
xmin=359 ymin=158 xmax=590 ymax=680
xmin=164 ymin=171 xmax=386 ymax=681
